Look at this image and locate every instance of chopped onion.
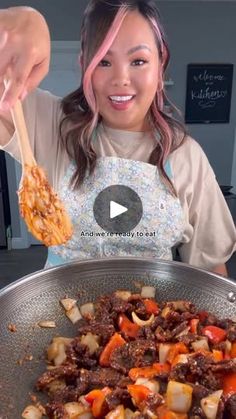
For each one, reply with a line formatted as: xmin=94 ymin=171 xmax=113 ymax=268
xmin=132 ymin=312 xmax=154 ymax=326
xmin=66 ymin=305 xmax=82 ymax=324
xmin=60 ymin=298 xmax=77 ymax=311
xmin=141 ymin=286 xmax=155 ymax=299
xmin=54 ymin=342 xmax=67 ymax=366
xmin=166 ymin=380 xmax=193 ymax=413
xmin=161 ymin=306 xmax=172 ymax=318
xmin=171 ymin=301 xmax=191 ymax=312
xmin=192 ymin=338 xmax=210 ymax=352
xmin=200 ymin=390 xmax=223 ymax=419
xmin=105 ymin=404 xmax=125 ymax=418
xmin=80 ymin=303 xmax=95 ymax=317
xmin=124 ymin=409 xmax=135 ymax=419
xmin=37 ymin=320 xmax=56 ymax=328
xmin=64 ymin=402 xmax=91 ymax=417
xmin=81 ymin=333 xmax=99 ymax=355
xmin=225 ymin=339 xmax=232 ymax=355
xmin=115 ymin=290 xmax=132 ymax=301
xmin=47 ymin=337 xmax=72 ymax=365
xmin=135 ymin=377 xmax=160 ymax=393
xmin=159 ymin=343 xmax=172 ymax=363
xmin=22 ymin=405 xmax=42 ymax=419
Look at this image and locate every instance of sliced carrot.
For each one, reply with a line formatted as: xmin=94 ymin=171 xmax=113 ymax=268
xmin=99 ymin=333 xmax=126 ymax=367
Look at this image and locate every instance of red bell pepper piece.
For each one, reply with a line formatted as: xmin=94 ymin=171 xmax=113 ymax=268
xmin=212 ymin=349 xmax=224 ymax=362
xmin=202 ymin=325 xmax=227 ymax=344
xmin=223 ymin=372 xmax=236 ymax=398
xmin=143 ymin=299 xmax=159 ymax=315
xmin=166 ymin=342 xmax=189 ymax=364
xmin=85 ymin=387 xmax=111 ymax=418
xmin=99 ymin=333 xmax=126 ymax=367
xmin=230 ymin=342 xmax=236 ymax=358
xmin=129 ymin=363 xmax=170 ymax=381
xmin=118 ymin=314 xmax=140 ymax=338
xmin=127 ymin=384 xmax=152 ymax=408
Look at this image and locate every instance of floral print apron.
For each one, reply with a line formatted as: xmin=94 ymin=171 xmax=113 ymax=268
xmin=46 ymin=156 xmax=184 ymax=267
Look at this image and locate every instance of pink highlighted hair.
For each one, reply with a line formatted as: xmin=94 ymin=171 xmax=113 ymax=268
xmin=60 ymin=0 xmax=187 ymax=194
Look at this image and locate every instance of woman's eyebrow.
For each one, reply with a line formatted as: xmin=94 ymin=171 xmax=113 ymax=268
xmin=106 ymin=44 xmax=151 ymax=56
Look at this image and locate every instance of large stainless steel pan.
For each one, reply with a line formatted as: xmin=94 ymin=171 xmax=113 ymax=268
xmin=0 ymin=257 xmax=236 ymax=418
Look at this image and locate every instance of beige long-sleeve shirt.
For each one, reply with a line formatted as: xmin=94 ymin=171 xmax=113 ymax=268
xmin=1 ymin=88 xmax=236 ymax=269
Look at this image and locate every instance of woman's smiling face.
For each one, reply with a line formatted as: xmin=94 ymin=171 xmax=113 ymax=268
xmin=92 ymin=10 xmax=160 ymax=132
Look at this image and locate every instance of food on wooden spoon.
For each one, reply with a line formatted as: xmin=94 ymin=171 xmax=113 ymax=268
xmin=11 ymin=100 xmax=73 ymax=246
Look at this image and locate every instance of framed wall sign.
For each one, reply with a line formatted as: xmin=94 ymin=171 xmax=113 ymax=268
xmin=185 ymin=64 xmax=233 ymax=124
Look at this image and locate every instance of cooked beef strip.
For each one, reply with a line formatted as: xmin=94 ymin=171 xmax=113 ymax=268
xmin=216 ymin=318 xmax=233 ymax=330
xmin=154 ymin=325 xmax=172 ymax=342
xmin=192 ymin=384 xmax=211 ymax=402
xmin=86 ymin=367 xmax=123 ymax=388
xmin=106 ymin=388 xmax=132 ymax=410
xmin=77 ymin=321 xmax=115 ymax=345
xmin=137 ymin=326 xmax=156 ymax=340
xmin=36 ymin=365 xmax=78 ymax=390
xmin=169 ymin=320 xmax=189 ymax=338
xmin=224 ymin=394 xmax=236 ymax=418
xmin=177 ymin=332 xmax=198 ymax=345
xmin=211 ymin=359 xmax=236 ymax=374
xmin=110 ymin=340 xmax=157 ymax=374
xmin=45 ymin=402 xmax=68 ymax=419
xmin=66 ymin=338 xmax=97 ymax=368
xmin=227 ymin=325 xmax=236 ymax=342
xmin=127 ymin=294 xmax=148 ymax=316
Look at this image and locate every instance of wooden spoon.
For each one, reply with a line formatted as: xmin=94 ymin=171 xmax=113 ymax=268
xmin=10 ymin=98 xmax=73 ymax=246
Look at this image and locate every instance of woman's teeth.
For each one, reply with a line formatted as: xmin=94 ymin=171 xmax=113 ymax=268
xmin=109 ymin=95 xmax=134 ymax=103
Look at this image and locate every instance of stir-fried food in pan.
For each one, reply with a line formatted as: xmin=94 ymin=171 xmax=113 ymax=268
xmin=19 ymin=164 xmax=73 ymax=247
xmin=22 ymin=287 xmax=236 ymax=418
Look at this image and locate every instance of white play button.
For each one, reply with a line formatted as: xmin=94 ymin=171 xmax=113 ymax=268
xmin=93 ymin=185 xmax=143 ymax=233
xmin=110 ymin=201 xmax=128 ymax=219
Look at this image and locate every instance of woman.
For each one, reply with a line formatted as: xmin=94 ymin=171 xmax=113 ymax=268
xmin=0 ymin=0 xmax=235 ymax=274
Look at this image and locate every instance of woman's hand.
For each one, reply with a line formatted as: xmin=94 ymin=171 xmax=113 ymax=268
xmin=0 ymin=7 xmax=50 ymax=110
